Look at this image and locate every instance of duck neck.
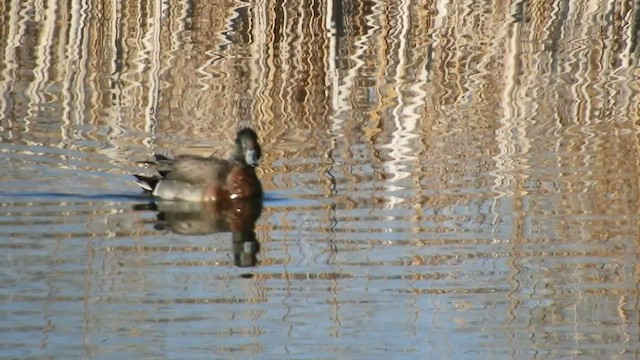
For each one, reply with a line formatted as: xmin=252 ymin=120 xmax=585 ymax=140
xmin=229 ymin=145 xmax=248 ymax=167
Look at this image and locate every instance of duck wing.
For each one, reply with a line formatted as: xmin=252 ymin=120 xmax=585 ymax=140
xmin=164 ymin=155 xmax=232 ymax=185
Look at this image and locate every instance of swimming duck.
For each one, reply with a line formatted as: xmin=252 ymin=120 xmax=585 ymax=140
xmin=134 ymin=128 xmax=263 ymax=202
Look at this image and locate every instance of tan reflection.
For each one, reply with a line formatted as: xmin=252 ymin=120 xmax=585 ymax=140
xmin=26 ymin=0 xmax=56 ymax=126
xmin=0 ymin=0 xmax=29 ymax=139
xmin=2 ymin=0 xmax=640 ymax=353
xmin=383 ymin=0 xmax=423 ymax=208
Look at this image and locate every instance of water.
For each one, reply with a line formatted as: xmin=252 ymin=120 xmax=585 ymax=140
xmin=2 ymin=0 xmax=640 ymax=358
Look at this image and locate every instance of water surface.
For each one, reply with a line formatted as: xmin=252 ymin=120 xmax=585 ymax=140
xmin=2 ymin=0 xmax=640 ymax=359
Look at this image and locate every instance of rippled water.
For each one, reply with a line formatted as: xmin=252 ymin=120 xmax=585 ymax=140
xmin=3 ymin=0 xmax=640 ymax=358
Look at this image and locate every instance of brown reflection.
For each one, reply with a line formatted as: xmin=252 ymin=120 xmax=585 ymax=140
xmin=134 ymin=198 xmax=263 ymax=267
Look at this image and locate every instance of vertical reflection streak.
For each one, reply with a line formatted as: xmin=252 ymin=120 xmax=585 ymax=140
xmin=325 ymin=0 xmax=341 ymax=219
xmin=620 ymin=4 xmax=640 ymax=163
xmin=252 ymin=0 xmax=275 ymax=132
xmin=383 ymin=0 xmax=418 ymax=209
xmin=60 ymin=0 xmax=86 ymax=142
xmin=0 ymin=0 xmax=21 ymax=124
xmin=562 ymin=0 xmax=587 ymax=159
xmin=571 ymin=1 xmax=596 ymax=230
xmin=74 ymin=0 xmax=90 ymax=131
xmin=167 ymin=0 xmax=186 ymax=68
xmin=196 ymin=1 xmax=234 ymax=94
xmin=279 ymin=0 xmax=291 ymax=126
xmin=616 ymin=2 xmax=636 ymax=113
xmin=142 ymin=0 xmax=162 ymax=145
xmin=98 ymin=1 xmax=124 ymax=154
xmin=493 ymin=7 xmax=521 ymax=344
xmin=26 ymin=0 xmax=57 ymax=122
xmin=326 ymin=0 xmax=341 ymax=126
xmin=334 ymin=5 xmax=370 ymax=117
xmin=108 ymin=0 xmax=123 ymax=130
xmin=406 ymin=0 xmax=432 ymax=339
xmin=493 ymin=14 xmax=519 ymax=199
xmin=1 ymin=0 xmax=31 ymax=137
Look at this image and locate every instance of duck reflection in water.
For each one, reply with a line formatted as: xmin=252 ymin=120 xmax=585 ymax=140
xmin=134 ymin=199 xmax=262 ymax=267
xmin=132 ymin=128 xmax=264 ymax=267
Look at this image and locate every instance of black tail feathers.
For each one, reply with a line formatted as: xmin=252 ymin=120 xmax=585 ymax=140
xmin=134 ymin=174 xmax=160 ymax=192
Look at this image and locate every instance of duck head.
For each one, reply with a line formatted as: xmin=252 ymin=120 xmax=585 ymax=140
xmin=233 ymin=128 xmax=261 ymax=167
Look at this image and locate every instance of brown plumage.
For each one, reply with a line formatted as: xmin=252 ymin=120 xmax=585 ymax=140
xmin=134 ymin=128 xmax=263 ymax=202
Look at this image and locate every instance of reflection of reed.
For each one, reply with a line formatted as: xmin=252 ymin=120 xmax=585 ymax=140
xmin=382 ymin=0 xmax=421 ymax=208
xmin=0 ymin=0 xmax=30 ymax=140
xmin=2 ymin=1 xmax=640 ymax=216
xmin=3 ymin=1 xmax=640 ymax=352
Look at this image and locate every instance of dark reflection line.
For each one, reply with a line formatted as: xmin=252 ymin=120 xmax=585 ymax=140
xmin=273 ymin=0 xmax=285 ymax=46
xmin=632 ymin=4 xmax=640 ymax=54
xmin=229 ymin=2 xmax=251 ymax=45
xmin=326 ymin=200 xmax=339 ymax=262
xmin=325 ymin=138 xmax=338 ymax=195
xmin=511 ymin=0 xmax=527 ymax=24
xmin=0 ymin=191 xmax=297 ymax=207
xmin=325 ymin=122 xmax=339 ymax=263
xmin=0 ymin=192 xmax=148 ymax=201
xmin=331 ymin=0 xmax=345 ymax=37
xmin=544 ymin=0 xmax=561 ymax=73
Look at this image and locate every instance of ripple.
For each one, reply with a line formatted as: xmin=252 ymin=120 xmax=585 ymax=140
xmin=2 ymin=0 xmax=640 ymax=359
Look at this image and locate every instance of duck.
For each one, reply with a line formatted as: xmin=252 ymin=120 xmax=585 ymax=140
xmin=133 ymin=128 xmax=263 ymax=202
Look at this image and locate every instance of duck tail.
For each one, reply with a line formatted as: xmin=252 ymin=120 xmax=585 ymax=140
xmin=133 ymin=174 xmax=160 ymax=192
xmin=137 ymin=154 xmax=171 ymax=165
